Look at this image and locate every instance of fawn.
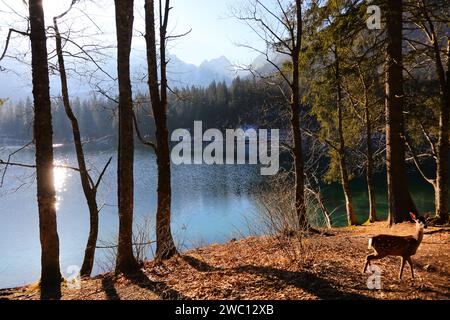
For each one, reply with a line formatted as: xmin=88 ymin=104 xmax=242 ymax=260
xmin=363 ymin=213 xmax=427 ymax=280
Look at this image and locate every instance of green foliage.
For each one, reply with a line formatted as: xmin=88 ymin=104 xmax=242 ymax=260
xmin=302 ymin=0 xmax=385 ymax=184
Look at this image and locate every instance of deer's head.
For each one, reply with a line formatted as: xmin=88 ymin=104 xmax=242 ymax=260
xmin=410 ymin=212 xmax=428 ymax=229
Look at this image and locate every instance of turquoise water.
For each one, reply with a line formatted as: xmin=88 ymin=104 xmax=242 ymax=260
xmin=322 ymin=171 xmax=436 ymax=226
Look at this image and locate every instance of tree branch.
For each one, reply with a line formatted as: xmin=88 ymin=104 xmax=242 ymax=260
xmin=94 ymin=157 xmax=112 ymax=190
xmin=404 ymin=136 xmax=436 ymax=186
xmin=0 ymin=28 xmax=30 ymax=63
xmin=133 ymin=111 xmax=157 ymax=151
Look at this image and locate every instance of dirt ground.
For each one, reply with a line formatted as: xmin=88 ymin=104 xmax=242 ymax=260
xmin=1 ymin=222 xmax=449 ymax=300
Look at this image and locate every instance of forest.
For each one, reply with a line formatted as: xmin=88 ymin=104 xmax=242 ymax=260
xmin=0 ymin=0 xmax=449 ymax=303
xmin=0 ymin=78 xmax=284 ymax=143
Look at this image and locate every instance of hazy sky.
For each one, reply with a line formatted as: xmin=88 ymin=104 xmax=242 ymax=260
xmin=0 ymin=0 xmax=261 ymax=66
xmin=159 ymin=0 xmax=261 ymax=66
xmin=0 ymin=0 xmax=271 ymax=100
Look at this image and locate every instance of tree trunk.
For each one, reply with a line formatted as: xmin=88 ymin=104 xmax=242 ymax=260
xmin=80 ymin=196 xmax=99 ymax=276
xmin=335 ymin=47 xmax=357 ymax=226
xmin=145 ymin=0 xmax=177 ymax=260
xmin=290 ymin=0 xmax=307 ymax=229
xmin=29 ymin=0 xmax=61 ymax=298
xmin=385 ymin=0 xmax=417 ymax=225
xmin=114 ymin=0 xmax=139 ymax=274
xmin=338 ymin=153 xmax=356 ymax=225
xmin=416 ymin=2 xmax=450 ymax=224
xmin=53 ymin=17 xmax=99 ymax=277
xmin=365 ymin=104 xmax=377 ymax=222
xmin=434 ymin=38 xmax=449 ymax=224
xmin=291 ymin=97 xmax=307 ymax=228
xmin=154 ymin=109 xmax=177 ymax=260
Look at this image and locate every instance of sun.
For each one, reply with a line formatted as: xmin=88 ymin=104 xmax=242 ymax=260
xmin=43 ymin=0 xmax=75 ymax=21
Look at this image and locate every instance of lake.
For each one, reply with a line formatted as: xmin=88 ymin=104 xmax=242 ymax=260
xmin=0 ymin=145 xmax=435 ymax=289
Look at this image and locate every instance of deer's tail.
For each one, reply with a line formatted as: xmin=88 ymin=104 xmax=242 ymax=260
xmin=368 ymin=238 xmax=373 ymax=250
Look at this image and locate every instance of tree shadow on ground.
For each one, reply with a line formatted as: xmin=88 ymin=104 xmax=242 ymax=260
xmin=102 ymin=274 xmax=120 ymax=300
xmin=424 ymin=228 xmax=450 ymax=236
xmin=180 ymin=255 xmax=370 ymax=300
xmin=412 ymin=259 xmax=450 ymax=279
xmin=234 ymin=265 xmax=371 ymax=300
xmin=182 ymin=255 xmax=223 ymax=272
xmin=126 ymin=269 xmax=189 ymax=300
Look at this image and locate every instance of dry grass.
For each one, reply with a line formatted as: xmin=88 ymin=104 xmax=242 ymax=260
xmin=1 ymin=222 xmax=449 ymax=300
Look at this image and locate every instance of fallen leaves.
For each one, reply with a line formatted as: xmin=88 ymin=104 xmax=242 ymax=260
xmin=2 ymin=222 xmax=449 ymax=300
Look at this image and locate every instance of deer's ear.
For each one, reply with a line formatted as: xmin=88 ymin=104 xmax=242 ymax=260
xmin=410 ymin=212 xmax=417 ymax=220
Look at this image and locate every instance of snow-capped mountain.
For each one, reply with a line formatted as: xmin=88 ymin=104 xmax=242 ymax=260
xmin=167 ymin=54 xmax=237 ymax=88
xmin=246 ymin=51 xmax=290 ymax=78
xmin=0 ymin=54 xmax=240 ymax=100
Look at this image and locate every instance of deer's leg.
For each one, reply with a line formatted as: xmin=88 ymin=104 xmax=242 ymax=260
xmin=399 ymin=257 xmax=407 ymax=280
xmin=363 ymin=254 xmax=379 ymax=273
xmin=363 ymin=255 xmax=371 ymax=273
xmin=406 ymin=257 xmax=414 ymax=279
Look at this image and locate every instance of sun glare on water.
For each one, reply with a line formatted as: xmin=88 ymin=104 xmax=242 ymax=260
xmin=53 ymin=162 xmax=70 ymax=210
xmin=53 ymin=166 xmax=67 ymax=192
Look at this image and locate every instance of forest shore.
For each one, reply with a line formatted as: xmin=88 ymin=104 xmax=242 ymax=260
xmin=1 ymin=222 xmax=449 ymax=300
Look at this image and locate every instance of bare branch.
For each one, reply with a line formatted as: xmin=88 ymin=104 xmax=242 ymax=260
xmin=133 ymin=111 xmax=157 ymax=151
xmin=94 ymin=157 xmax=112 ymax=190
xmin=0 ymin=141 xmax=33 ymax=187
xmin=166 ymin=28 xmax=192 ymax=40
xmin=0 ymin=159 xmax=80 ymax=172
xmin=0 ymin=28 xmax=29 ymax=63
xmin=404 ymin=136 xmax=436 ymax=186
xmin=419 ymin=122 xmax=437 ymax=157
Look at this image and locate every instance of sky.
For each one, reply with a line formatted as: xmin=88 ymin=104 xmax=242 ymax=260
xmin=157 ymin=0 xmax=261 ymax=66
xmin=0 ymin=0 xmax=273 ymax=100
xmin=0 ymin=0 xmax=261 ymax=66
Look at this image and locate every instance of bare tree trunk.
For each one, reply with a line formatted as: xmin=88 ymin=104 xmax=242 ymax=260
xmin=365 ymin=103 xmax=377 ymax=222
xmin=291 ymin=97 xmax=306 ymax=228
xmin=291 ymin=0 xmax=307 ymax=228
xmin=154 ymin=104 xmax=177 ymax=260
xmin=338 ymin=153 xmax=356 ymax=225
xmin=434 ymin=38 xmax=449 ymax=224
xmin=29 ymin=0 xmax=61 ymax=298
xmin=335 ymin=47 xmax=357 ymax=226
xmin=81 ymin=196 xmax=99 ymax=275
xmin=230 ymin=1 xmax=308 ymax=228
xmin=53 ymin=17 xmax=100 ymax=277
xmin=114 ymin=0 xmax=139 ymax=273
xmin=145 ymin=0 xmax=177 ymax=260
xmin=385 ymin=0 xmax=417 ymax=225
xmin=414 ymin=0 xmax=450 ymax=226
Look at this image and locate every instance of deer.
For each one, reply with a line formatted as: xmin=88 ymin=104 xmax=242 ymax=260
xmin=363 ymin=212 xmax=427 ymax=280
